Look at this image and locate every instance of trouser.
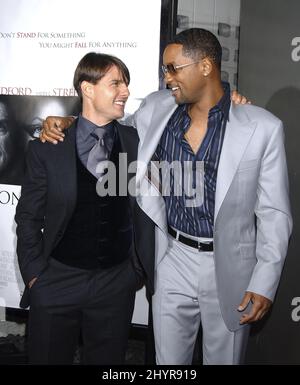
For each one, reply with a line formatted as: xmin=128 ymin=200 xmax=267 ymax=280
xmin=28 ymin=257 xmax=137 ymax=365
xmin=152 ymin=237 xmax=250 ymax=365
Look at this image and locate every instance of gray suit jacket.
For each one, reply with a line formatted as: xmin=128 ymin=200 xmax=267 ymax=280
xmin=127 ymin=89 xmax=293 ymax=331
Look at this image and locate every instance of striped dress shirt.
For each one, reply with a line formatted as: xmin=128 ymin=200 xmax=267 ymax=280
xmin=155 ymin=83 xmax=230 ymax=237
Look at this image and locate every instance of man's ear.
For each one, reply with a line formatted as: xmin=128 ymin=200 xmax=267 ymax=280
xmin=81 ymin=81 xmax=94 ymax=99
xmin=201 ymin=58 xmax=213 ymax=77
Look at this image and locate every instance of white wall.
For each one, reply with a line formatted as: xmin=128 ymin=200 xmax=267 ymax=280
xmin=177 ymin=0 xmax=241 ymax=89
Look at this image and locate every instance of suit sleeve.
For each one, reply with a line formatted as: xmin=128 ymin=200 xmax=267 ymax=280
xmin=122 ymin=97 xmax=149 ymax=129
xmin=15 ymin=140 xmax=48 ymax=285
xmin=246 ymin=121 xmax=293 ymax=300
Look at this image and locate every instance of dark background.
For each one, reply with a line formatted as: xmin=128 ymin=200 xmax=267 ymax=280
xmin=238 ymin=0 xmax=300 ymax=364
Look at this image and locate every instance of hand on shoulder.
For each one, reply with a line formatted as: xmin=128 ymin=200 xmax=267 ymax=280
xmin=40 ymin=116 xmax=75 ymax=144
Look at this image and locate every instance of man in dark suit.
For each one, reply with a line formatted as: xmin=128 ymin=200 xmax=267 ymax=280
xmin=15 ymin=52 xmax=150 ymax=365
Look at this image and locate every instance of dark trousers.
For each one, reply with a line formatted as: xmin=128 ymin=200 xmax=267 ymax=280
xmin=28 ymin=258 xmax=137 ymax=365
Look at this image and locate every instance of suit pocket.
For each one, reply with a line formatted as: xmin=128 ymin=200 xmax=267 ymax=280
xmin=238 ymin=159 xmax=260 ymax=172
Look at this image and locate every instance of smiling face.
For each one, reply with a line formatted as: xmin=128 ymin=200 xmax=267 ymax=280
xmin=82 ymin=65 xmax=130 ymax=126
xmin=162 ymin=43 xmax=207 ymax=105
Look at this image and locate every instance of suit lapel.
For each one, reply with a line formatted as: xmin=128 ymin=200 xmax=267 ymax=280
xmin=136 ymin=96 xmax=177 ymax=184
xmin=136 ymin=96 xmax=177 ymax=231
xmin=214 ymin=104 xmax=257 ymax=222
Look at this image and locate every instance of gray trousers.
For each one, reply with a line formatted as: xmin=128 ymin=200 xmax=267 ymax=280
xmin=152 ymin=237 xmax=250 ymax=365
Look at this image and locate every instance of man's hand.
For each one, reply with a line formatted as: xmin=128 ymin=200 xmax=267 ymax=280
xmin=231 ymin=90 xmax=251 ymax=105
xmin=40 ymin=116 xmax=75 ymax=144
xmin=28 ymin=277 xmax=37 ymax=289
xmin=238 ymin=291 xmax=272 ymax=324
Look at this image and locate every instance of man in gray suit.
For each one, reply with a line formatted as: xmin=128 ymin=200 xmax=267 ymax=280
xmin=127 ymin=28 xmax=292 ymax=364
xmin=40 ymin=29 xmax=292 ymax=365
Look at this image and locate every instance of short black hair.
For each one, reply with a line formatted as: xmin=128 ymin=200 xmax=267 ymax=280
xmin=170 ymin=28 xmax=222 ymax=70
xmin=73 ymin=52 xmax=130 ymax=101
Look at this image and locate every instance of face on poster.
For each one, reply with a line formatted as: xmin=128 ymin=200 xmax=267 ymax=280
xmin=0 ymin=0 xmax=162 ymax=113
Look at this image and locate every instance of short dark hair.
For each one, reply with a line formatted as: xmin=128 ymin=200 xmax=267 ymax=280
xmin=73 ymin=52 xmax=130 ymax=101
xmin=170 ymin=28 xmax=222 ymax=70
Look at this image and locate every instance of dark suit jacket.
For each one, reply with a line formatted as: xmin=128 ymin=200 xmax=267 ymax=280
xmin=15 ymin=120 xmax=155 ymax=308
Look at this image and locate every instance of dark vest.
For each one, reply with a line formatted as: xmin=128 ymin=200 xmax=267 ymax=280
xmin=51 ymin=131 xmax=133 ymax=269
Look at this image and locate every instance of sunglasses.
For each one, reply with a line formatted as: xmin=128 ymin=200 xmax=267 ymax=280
xmin=161 ymin=60 xmax=201 ymax=75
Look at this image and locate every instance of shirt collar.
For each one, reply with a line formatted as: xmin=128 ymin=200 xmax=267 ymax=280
xmin=209 ymin=81 xmax=231 ymax=121
xmin=171 ymin=81 xmax=231 ymax=139
xmin=77 ymin=114 xmax=115 ymax=141
xmin=173 ymin=104 xmax=190 ymax=139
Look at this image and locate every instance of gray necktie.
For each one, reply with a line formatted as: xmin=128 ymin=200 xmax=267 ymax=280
xmin=87 ymin=125 xmax=114 ymax=179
